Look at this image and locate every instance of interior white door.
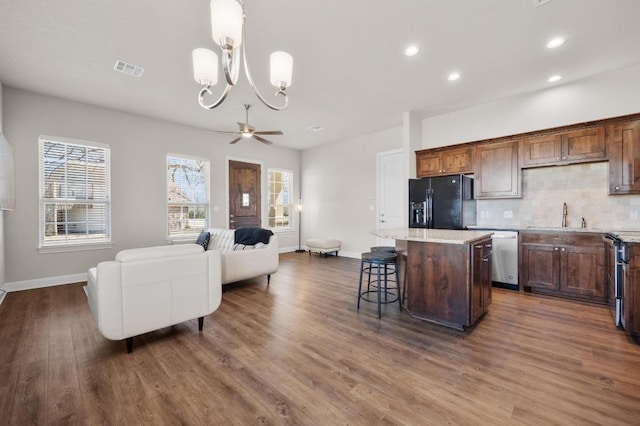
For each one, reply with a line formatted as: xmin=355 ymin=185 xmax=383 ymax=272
xmin=376 ymin=150 xmax=404 ymax=246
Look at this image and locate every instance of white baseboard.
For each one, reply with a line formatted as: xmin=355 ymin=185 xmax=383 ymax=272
xmin=0 ymin=289 xmax=6 ymax=307
xmin=4 ymin=272 xmax=88 ymax=292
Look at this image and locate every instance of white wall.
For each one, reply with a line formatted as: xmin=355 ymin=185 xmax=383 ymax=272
xmin=421 ymin=64 xmax=640 ymax=230
xmin=422 ymin=64 xmax=640 ymax=148
xmin=0 ymin=82 xmax=4 ymax=291
xmin=301 ymin=127 xmax=402 ymax=257
xmin=3 ymin=87 xmax=301 ymax=286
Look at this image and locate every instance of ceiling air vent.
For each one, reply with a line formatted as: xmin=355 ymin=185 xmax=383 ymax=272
xmin=532 ymin=0 xmax=553 ymax=7
xmin=113 ymin=60 xmax=145 ymax=77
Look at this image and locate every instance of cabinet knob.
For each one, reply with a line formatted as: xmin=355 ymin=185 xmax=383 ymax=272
xmin=556 ymin=157 xmax=560 ymax=160
xmin=554 ymin=247 xmax=559 ymax=251
xmin=562 ymin=157 xmax=567 ymax=160
xmin=615 ymin=186 xmax=620 ymax=190
xmin=561 ymin=247 xmax=565 ymax=251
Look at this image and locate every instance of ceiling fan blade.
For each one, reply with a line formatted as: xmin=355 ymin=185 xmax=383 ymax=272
xmin=254 ymin=130 xmax=284 ymax=135
xmin=209 ymin=130 xmax=241 ymax=134
xmin=253 ymin=135 xmax=274 ymax=145
xmin=228 ymin=136 xmax=243 ymax=144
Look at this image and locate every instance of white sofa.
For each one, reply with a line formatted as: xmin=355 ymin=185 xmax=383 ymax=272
xmin=86 ymin=244 xmax=222 ymax=353
xmin=206 ymin=228 xmax=279 ymax=285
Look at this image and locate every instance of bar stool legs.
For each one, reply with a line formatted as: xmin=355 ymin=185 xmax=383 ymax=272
xmin=357 ymin=251 xmax=402 ymax=318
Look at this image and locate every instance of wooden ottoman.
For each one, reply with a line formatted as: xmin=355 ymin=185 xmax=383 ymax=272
xmin=306 ymin=238 xmax=341 ymax=257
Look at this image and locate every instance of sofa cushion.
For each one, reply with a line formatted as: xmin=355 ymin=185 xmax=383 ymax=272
xmin=195 ymin=231 xmax=211 ymax=250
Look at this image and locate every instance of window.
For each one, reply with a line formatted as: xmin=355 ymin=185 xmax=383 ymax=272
xmin=39 ymin=136 xmax=111 ymax=248
xmin=268 ymin=169 xmax=293 ymax=230
xmin=167 ymin=155 xmax=209 ymax=238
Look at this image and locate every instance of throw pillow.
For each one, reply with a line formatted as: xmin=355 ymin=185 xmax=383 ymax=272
xmin=195 ymin=231 xmax=211 ymax=251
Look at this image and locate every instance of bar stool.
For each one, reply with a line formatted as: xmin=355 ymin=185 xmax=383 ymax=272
xmin=371 ymin=245 xmax=398 ymax=286
xmin=357 ymin=251 xmax=402 ymax=318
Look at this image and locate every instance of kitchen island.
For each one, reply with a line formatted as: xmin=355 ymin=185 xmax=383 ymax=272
xmin=373 ymin=228 xmax=494 ymax=330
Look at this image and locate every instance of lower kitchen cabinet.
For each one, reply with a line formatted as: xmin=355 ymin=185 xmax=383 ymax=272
xmin=626 ymin=243 xmax=640 ymax=341
xmin=520 ymin=231 xmax=606 ymax=303
xmin=471 ymin=239 xmax=492 ymax=324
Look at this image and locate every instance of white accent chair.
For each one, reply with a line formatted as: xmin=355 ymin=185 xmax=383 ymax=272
xmin=86 ymin=244 xmax=222 ymax=353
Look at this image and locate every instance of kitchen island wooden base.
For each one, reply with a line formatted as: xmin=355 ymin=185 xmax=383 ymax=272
xmin=374 ymin=228 xmax=494 ymax=331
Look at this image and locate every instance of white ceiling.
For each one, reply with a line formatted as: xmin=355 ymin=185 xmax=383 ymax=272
xmin=1 ymin=0 xmax=640 ymax=150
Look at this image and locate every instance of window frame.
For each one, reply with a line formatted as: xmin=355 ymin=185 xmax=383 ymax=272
xmin=167 ymin=153 xmax=210 ymax=240
xmin=267 ymin=168 xmax=294 ymax=232
xmin=38 ymin=135 xmax=112 ymax=252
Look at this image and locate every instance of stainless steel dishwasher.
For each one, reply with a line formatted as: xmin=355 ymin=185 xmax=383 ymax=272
xmin=491 ymin=231 xmax=518 ymax=290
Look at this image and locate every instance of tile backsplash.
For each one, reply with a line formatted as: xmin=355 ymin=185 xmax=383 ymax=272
xmin=476 ymin=162 xmax=640 ymax=230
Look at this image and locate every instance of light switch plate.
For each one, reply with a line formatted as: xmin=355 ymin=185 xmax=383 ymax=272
xmin=631 ymin=209 xmax=639 ymax=220
xmin=504 ymin=210 xmax=513 ymax=218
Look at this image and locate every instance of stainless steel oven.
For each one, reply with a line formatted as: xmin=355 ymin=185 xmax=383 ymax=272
xmin=605 ymin=232 xmax=633 ymax=329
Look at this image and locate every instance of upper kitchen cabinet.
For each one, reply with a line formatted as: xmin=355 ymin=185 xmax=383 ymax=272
xmin=416 ymin=146 xmax=474 ymax=177
xmin=608 ymin=119 xmax=640 ymax=194
xmin=474 ymin=140 xmax=521 ymax=199
xmin=521 ymin=127 xmax=606 ymax=168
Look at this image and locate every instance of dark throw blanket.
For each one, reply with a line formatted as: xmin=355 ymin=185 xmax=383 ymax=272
xmin=234 ymin=227 xmax=274 ymax=245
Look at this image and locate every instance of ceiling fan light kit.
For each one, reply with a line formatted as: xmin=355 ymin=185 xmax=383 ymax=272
xmin=192 ymin=0 xmax=293 ymax=111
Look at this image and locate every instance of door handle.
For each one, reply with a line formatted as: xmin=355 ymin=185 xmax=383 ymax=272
xmin=380 ymin=220 xmax=387 ymax=223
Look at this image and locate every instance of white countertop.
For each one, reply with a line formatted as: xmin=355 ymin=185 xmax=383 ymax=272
xmin=372 ymin=228 xmax=493 ymax=245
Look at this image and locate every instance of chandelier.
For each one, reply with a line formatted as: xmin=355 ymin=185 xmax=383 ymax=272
xmin=192 ymin=0 xmax=293 ymax=111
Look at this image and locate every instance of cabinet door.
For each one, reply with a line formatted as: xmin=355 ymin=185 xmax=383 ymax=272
xmin=559 ymin=244 xmax=605 ymax=299
xmin=482 ymin=243 xmax=492 ymax=307
xmin=416 ymin=152 xmax=442 ymax=177
xmin=608 ymin=120 xmax=640 ymax=194
xmin=440 ymin=147 xmax=474 ymax=175
xmin=471 ymin=243 xmax=484 ymax=324
xmin=521 ymin=134 xmax=562 ymax=167
xmin=562 ymin=127 xmax=606 ymax=162
xmin=474 ymin=141 xmax=520 ymax=198
xmin=521 ymin=243 xmax=560 ymax=291
xmin=628 ymin=244 xmax=640 ymax=338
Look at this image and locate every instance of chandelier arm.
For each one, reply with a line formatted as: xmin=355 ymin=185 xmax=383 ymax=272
xmin=198 ymin=84 xmax=233 ymax=110
xmin=241 ymin=16 xmax=289 ymax=111
xmin=221 ymin=43 xmax=241 ymax=86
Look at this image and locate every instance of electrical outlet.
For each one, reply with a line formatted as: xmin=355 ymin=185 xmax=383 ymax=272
xmin=631 ymin=209 xmax=639 ymax=220
xmin=504 ymin=210 xmax=513 ymax=218
xmin=369 ymin=205 xmax=375 ymax=211
xmin=213 ymin=206 xmax=220 ymax=212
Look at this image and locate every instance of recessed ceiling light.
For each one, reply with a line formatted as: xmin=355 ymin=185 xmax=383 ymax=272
xmin=546 ymin=37 xmax=565 ymax=49
xmin=547 ymin=75 xmax=562 ymax=83
xmin=306 ymin=125 xmax=324 ymax=132
xmin=447 ymin=72 xmax=461 ymax=81
xmin=404 ymin=45 xmax=420 ymax=57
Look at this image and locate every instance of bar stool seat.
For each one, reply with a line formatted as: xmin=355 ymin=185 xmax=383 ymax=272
xmin=357 ymin=251 xmax=402 ymax=318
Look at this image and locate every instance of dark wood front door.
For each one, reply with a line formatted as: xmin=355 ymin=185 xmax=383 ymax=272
xmin=228 ymin=160 xmax=261 ymax=229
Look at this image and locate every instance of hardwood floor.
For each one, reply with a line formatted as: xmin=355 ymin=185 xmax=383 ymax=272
xmin=1 ymin=252 xmax=640 ymax=425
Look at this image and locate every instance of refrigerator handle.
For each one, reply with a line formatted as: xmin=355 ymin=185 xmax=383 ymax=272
xmin=427 ymin=189 xmax=433 ymax=228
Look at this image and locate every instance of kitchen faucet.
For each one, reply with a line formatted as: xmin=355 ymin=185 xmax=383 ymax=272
xmin=562 ymin=203 xmax=568 ymax=227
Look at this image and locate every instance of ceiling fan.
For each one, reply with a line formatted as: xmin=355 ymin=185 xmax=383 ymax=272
xmin=212 ymin=104 xmax=283 ymax=145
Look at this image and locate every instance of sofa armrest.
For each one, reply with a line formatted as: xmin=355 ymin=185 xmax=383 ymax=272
xmin=88 ymin=261 xmax=124 ymax=340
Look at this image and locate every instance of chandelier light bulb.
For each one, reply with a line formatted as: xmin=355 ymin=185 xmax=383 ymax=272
xmin=270 ymin=51 xmax=293 ymax=88
xmin=192 ymin=48 xmax=218 ymax=86
xmin=210 ymin=0 xmax=243 ymax=47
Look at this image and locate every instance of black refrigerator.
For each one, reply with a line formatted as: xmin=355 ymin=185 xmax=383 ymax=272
xmin=409 ymin=175 xmax=476 ymax=229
